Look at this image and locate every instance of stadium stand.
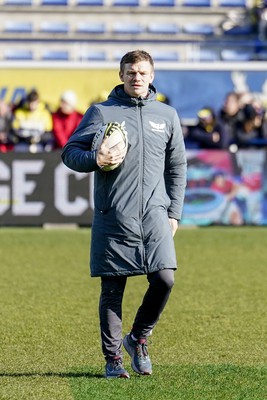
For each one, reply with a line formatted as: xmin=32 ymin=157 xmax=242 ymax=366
xmin=147 ymin=22 xmax=180 ymax=34
xmin=79 ymin=49 xmax=107 ymax=60
xmin=113 ymin=0 xmax=139 ymax=6
xmin=41 ymin=49 xmax=70 ymax=60
xmin=188 ymin=47 xmax=220 ymax=61
xmin=41 ymin=0 xmax=68 ymax=5
xmin=219 ymin=0 xmax=246 ymax=6
xmin=4 ymin=0 xmax=32 ymax=4
xmin=40 ymin=21 xmax=69 ymax=34
xmin=76 ymin=0 xmax=103 ymax=5
xmin=151 ymin=50 xmax=179 ymax=61
xmin=183 ymin=22 xmax=215 ymax=35
xmin=220 ymin=48 xmax=254 ymax=61
xmin=4 ymin=21 xmax=33 ymax=33
xmin=76 ymin=21 xmax=106 ymax=34
xmin=112 ymin=22 xmax=145 ymax=34
xmin=0 ymin=0 xmax=266 ymax=63
xmin=182 ymin=0 xmax=211 ymax=6
xmin=4 ymin=48 xmax=33 ymax=60
xmin=148 ymin=0 xmax=175 ymax=6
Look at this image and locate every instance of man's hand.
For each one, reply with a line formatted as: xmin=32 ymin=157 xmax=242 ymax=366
xmin=96 ymin=139 xmax=127 ymax=169
xmin=169 ymin=218 xmax=178 ymax=237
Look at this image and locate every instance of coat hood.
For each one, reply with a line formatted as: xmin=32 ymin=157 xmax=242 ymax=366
xmin=108 ymin=84 xmax=157 ymax=106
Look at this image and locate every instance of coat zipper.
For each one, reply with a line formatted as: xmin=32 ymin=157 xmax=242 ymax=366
xmin=137 ymin=101 xmax=147 ymax=273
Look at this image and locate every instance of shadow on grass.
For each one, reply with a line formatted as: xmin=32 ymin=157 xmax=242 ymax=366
xmin=0 ymin=371 xmax=103 ymax=379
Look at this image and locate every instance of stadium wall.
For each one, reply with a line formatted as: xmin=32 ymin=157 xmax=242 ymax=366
xmin=0 ymin=150 xmax=266 ymax=227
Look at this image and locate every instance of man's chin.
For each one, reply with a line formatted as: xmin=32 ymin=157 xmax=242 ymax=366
xmin=132 ymin=89 xmax=146 ymax=98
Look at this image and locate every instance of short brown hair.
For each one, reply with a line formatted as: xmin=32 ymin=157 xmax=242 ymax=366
xmin=120 ymin=50 xmax=154 ymax=73
xmin=26 ymin=89 xmax=39 ymax=103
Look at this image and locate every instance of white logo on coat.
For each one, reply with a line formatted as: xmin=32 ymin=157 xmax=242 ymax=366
xmin=149 ymin=121 xmax=166 ymax=133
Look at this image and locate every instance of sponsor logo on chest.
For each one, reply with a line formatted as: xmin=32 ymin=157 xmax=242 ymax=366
xmin=149 ymin=121 xmax=166 ymax=133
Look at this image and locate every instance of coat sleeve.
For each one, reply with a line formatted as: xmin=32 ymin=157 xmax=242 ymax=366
xmin=61 ymin=106 xmax=103 ymax=173
xmin=164 ymin=111 xmax=187 ymax=220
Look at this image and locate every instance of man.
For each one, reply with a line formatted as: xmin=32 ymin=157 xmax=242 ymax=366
xmin=189 ymin=107 xmax=226 ymax=149
xmin=62 ymin=50 xmax=187 ymax=379
xmin=12 ymin=89 xmax=53 ymax=152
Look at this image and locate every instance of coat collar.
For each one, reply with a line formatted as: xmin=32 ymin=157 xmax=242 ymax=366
xmin=108 ymin=84 xmax=157 ymax=106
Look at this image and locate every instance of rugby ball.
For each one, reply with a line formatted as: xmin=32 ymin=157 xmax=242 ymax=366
xmin=92 ymin=122 xmax=128 ymax=171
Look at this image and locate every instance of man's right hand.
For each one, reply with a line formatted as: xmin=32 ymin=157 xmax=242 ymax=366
xmin=96 ymin=138 xmax=127 ymax=169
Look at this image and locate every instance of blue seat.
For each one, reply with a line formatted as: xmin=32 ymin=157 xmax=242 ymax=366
xmin=152 ymin=51 xmax=179 ymax=61
xmin=147 ymin=22 xmax=180 ymax=34
xmin=41 ymin=50 xmax=69 ymax=60
xmin=76 ymin=22 xmax=106 ymax=34
xmin=4 ymin=0 xmax=32 ymax=5
xmin=4 ymin=21 xmax=32 ymax=33
xmin=183 ymin=23 xmax=214 ymax=35
xmin=219 ymin=0 xmax=246 ymax=6
xmin=188 ymin=48 xmax=219 ymax=61
xmin=4 ymin=49 xmax=33 ymax=60
xmin=76 ymin=0 xmax=103 ymax=4
xmin=79 ymin=50 xmax=106 ymax=61
xmin=40 ymin=21 xmax=69 ymax=33
xmin=223 ymin=25 xmax=253 ymax=35
xmin=256 ymin=49 xmax=267 ymax=60
xmin=182 ymin=0 xmax=210 ymax=5
xmin=112 ymin=0 xmax=139 ymax=5
xmin=148 ymin=0 xmax=175 ymax=6
xmin=113 ymin=51 xmax=125 ymax=61
xmin=221 ymin=49 xmax=253 ymax=61
xmin=41 ymin=0 xmax=68 ymax=5
xmin=112 ymin=22 xmax=144 ymax=34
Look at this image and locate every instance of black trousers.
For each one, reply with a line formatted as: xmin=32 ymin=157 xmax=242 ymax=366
xmin=99 ymin=269 xmax=175 ymax=360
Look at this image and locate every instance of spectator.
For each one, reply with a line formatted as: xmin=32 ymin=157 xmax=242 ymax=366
xmin=52 ymin=90 xmax=83 ymax=149
xmin=157 ymin=92 xmax=170 ymax=105
xmin=251 ymin=0 xmax=267 ymax=39
xmin=188 ymin=107 xmax=226 ymax=149
xmin=217 ymin=92 xmax=245 ymax=148
xmin=251 ymin=97 xmax=267 ymax=139
xmin=233 ymin=103 xmax=266 ymax=148
xmin=0 ymin=99 xmax=15 ymax=152
xmin=12 ymin=89 xmax=53 ymax=152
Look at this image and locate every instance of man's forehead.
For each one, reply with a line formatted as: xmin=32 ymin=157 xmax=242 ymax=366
xmin=124 ymin=61 xmax=152 ymax=71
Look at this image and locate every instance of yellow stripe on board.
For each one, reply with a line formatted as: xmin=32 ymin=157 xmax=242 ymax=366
xmin=0 ymin=68 xmax=120 ymax=114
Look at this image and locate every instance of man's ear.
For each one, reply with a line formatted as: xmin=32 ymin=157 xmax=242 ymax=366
xmin=149 ymin=72 xmax=155 ymax=84
xmin=119 ymin=71 xmax=124 ymax=82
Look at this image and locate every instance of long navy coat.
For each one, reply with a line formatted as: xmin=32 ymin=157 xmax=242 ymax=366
xmin=62 ymin=84 xmax=187 ymax=277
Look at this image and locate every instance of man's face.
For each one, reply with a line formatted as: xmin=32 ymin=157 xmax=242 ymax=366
xmin=119 ymin=61 xmax=154 ymax=98
xmin=28 ymin=99 xmax=39 ymax=112
xmin=224 ymin=94 xmax=239 ymax=116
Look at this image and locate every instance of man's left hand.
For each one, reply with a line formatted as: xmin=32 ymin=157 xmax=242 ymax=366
xmin=169 ymin=218 xmax=178 ymax=237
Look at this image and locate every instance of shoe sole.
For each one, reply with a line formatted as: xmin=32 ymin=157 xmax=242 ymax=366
xmin=123 ymin=335 xmax=152 ymax=375
xmin=105 ymin=373 xmax=130 ymax=379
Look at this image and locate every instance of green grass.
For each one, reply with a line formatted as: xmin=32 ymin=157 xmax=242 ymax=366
xmin=0 ymin=227 xmax=266 ymax=400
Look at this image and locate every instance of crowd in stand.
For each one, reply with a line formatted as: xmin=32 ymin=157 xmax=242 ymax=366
xmin=0 ymin=88 xmax=267 ymax=153
xmin=0 ymin=88 xmax=83 ymax=153
xmin=184 ymin=91 xmax=267 ymax=150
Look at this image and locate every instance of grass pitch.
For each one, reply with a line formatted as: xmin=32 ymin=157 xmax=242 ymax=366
xmin=0 ymin=227 xmax=266 ymax=400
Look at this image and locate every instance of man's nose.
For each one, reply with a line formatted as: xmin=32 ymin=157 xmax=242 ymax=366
xmin=133 ymin=72 xmax=141 ymax=80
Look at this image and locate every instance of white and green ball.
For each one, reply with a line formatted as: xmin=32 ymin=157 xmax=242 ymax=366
xmin=92 ymin=122 xmax=128 ymax=171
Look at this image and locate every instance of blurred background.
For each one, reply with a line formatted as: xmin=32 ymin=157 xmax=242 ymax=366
xmin=0 ymin=0 xmax=267 ymax=227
